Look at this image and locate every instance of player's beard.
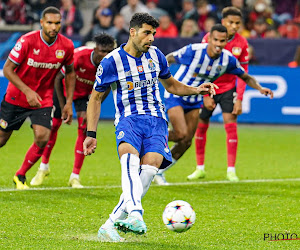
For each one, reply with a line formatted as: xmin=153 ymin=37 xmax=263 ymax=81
xmin=133 ymin=40 xmax=149 ymax=54
xmin=45 ymin=30 xmax=58 ymax=39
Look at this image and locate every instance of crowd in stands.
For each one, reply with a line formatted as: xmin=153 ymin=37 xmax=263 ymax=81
xmin=1 ymin=0 xmax=300 ymax=43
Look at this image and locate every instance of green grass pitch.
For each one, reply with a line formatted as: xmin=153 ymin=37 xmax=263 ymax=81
xmin=1 ymin=120 xmax=300 ymax=249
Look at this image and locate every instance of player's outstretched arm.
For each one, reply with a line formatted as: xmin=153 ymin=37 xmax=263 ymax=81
xmin=3 ymin=59 xmax=42 ymax=107
xmin=166 ymin=53 xmax=176 ymax=65
xmin=160 ymin=76 xmax=218 ymax=96
xmin=62 ymin=64 xmax=76 ymax=124
xmin=83 ymin=89 xmax=105 ymax=156
xmin=239 ymin=73 xmax=274 ymax=98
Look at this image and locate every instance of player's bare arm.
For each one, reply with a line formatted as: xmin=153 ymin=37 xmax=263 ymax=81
xmin=83 ymin=89 xmax=105 ymax=156
xmin=160 ymin=76 xmax=218 ymax=96
xmin=54 ymin=71 xmax=66 ymax=111
xmin=62 ymin=64 xmax=76 ymax=124
xmin=239 ymin=73 xmax=274 ymax=98
xmin=166 ymin=53 xmax=176 ymax=64
xmin=101 ymin=88 xmax=111 ymax=104
xmin=3 ymin=59 xmax=42 ymax=108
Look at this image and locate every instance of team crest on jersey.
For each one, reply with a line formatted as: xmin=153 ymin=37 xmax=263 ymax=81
xmin=97 ymin=65 xmax=103 ymax=76
xmin=33 ymin=49 xmax=40 ymax=55
xmin=117 ymin=131 xmax=125 ymax=139
xmin=0 ymin=119 xmax=8 ymax=129
xmin=14 ymin=42 xmax=22 ymax=51
xmin=192 ymin=72 xmax=198 ymax=78
xmin=148 ymin=59 xmax=156 ymax=71
xmin=137 ymin=65 xmax=144 ymax=73
xmin=206 ymin=66 xmax=212 ymax=71
xmin=232 ymin=47 xmax=242 ymax=56
xmin=55 ymin=50 xmax=65 ymax=59
xmin=216 ymin=65 xmax=222 ymax=74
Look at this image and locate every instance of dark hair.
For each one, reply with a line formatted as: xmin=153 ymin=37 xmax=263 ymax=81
xmin=222 ymin=6 xmax=242 ymax=19
xmin=41 ymin=6 xmax=61 ymax=18
xmin=210 ymin=24 xmax=228 ymax=34
xmin=93 ymin=33 xmax=115 ymax=46
xmin=129 ymin=13 xmax=159 ymax=30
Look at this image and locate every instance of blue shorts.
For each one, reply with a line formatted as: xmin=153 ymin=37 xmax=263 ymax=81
xmin=164 ymin=94 xmax=203 ymax=113
xmin=115 ymin=115 xmax=172 ymax=169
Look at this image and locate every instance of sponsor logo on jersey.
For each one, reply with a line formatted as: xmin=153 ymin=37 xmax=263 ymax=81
xmin=79 ymin=68 xmax=86 ymax=73
xmin=117 ymin=131 xmax=124 ymax=139
xmin=127 ymin=77 xmax=158 ymax=91
xmin=55 ymin=50 xmax=65 ymax=59
xmin=232 ymin=47 xmax=242 ymax=56
xmin=14 ymin=42 xmax=22 ymax=51
xmin=164 ymin=147 xmax=170 ymax=153
xmin=33 ymin=49 xmax=40 ymax=55
xmin=137 ymin=65 xmax=144 ymax=73
xmin=27 ymin=58 xmax=61 ymax=69
xmin=148 ymin=59 xmax=156 ymax=71
xmin=0 ymin=119 xmax=8 ymax=129
xmin=76 ymin=74 xmax=94 ymax=85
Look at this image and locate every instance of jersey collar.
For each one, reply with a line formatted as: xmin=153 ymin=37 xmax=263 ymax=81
xmin=227 ymin=33 xmax=235 ymax=43
xmin=90 ymin=51 xmax=97 ymax=67
xmin=40 ymin=30 xmax=58 ymax=47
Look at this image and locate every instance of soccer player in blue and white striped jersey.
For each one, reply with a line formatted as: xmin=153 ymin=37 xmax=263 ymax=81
xmin=83 ymin=13 xmax=217 ymax=242
xmin=154 ymin=24 xmax=273 ymax=185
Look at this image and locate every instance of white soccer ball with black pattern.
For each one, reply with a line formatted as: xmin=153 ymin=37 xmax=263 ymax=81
xmin=162 ymin=200 xmax=196 ymax=233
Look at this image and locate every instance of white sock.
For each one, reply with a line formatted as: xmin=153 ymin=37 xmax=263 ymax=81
xmin=70 ymin=173 xmax=80 ymax=180
xmin=227 ymin=166 xmax=235 ymax=173
xmin=120 ymin=153 xmax=143 ymax=216
xmin=157 ymin=157 xmax=176 ymax=175
xmin=40 ymin=162 xmax=49 ymax=171
xmin=106 ymin=164 xmax=158 ymax=224
xmin=196 ymin=165 xmax=205 ymax=171
xmin=107 ymin=193 xmax=128 ymax=226
xmin=140 ymin=165 xmax=158 ymax=198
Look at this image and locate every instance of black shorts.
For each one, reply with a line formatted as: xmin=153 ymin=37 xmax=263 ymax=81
xmin=73 ymin=97 xmax=89 ymax=113
xmin=0 ymin=99 xmax=52 ymax=131
xmin=200 ymin=87 xmax=237 ymax=119
xmin=52 ymin=92 xmax=88 ymax=119
xmin=52 ymin=88 xmax=62 ymax=119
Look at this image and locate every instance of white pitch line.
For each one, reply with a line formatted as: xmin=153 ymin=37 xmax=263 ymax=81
xmin=1 ymin=178 xmax=300 ymax=192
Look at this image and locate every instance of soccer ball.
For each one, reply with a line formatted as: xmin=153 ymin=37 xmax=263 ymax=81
xmin=162 ymin=200 xmax=196 ymax=233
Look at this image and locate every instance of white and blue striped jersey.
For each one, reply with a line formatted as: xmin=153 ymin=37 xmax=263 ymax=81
xmin=164 ymin=43 xmax=245 ymax=103
xmin=94 ymin=44 xmax=171 ymax=126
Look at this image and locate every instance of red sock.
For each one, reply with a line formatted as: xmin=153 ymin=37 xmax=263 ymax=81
xmin=16 ymin=143 xmax=45 ymax=176
xmin=224 ymin=123 xmax=238 ymax=167
xmin=41 ymin=118 xmax=62 ymax=164
xmin=195 ymin=123 xmax=209 ymax=165
xmin=73 ymin=117 xmax=86 ymax=175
